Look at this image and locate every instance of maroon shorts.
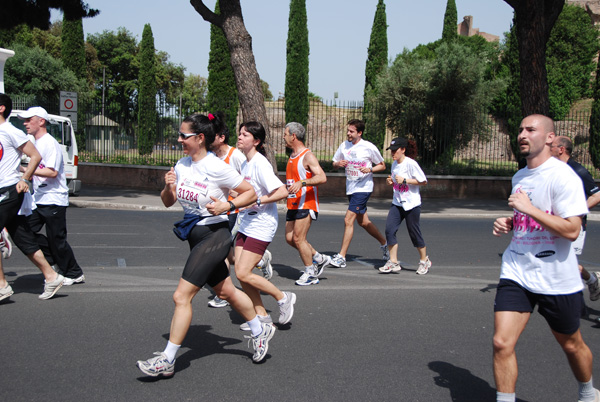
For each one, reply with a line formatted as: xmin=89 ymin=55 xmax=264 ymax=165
xmin=235 ymin=232 xmax=270 ymax=256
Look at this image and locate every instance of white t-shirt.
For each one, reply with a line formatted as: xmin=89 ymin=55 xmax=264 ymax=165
xmin=0 ymin=121 xmax=28 ymax=188
xmin=33 ymin=133 xmax=69 ymax=206
xmin=332 ymin=139 xmax=384 ymax=194
xmin=500 ymin=157 xmax=588 ymax=295
xmin=391 ymin=157 xmax=427 ymax=211
xmin=217 ymin=146 xmax=245 ymax=174
xmin=174 ymin=153 xmax=243 ymax=226
xmin=238 ymin=152 xmax=284 ymax=242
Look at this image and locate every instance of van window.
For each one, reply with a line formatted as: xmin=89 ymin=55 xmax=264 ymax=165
xmin=9 ymin=116 xmax=69 ymax=146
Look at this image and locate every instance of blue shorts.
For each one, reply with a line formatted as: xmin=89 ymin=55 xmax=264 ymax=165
xmin=347 ymin=192 xmax=372 ymax=214
xmin=494 ymin=279 xmax=585 ymax=334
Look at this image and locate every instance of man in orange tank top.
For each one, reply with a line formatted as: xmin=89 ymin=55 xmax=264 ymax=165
xmin=284 ymin=122 xmax=330 ymax=286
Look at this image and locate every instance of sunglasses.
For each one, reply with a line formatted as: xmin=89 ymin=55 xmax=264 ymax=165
xmin=179 ymin=132 xmax=199 ymax=140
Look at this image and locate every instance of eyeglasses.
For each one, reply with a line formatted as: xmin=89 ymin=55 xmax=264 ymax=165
xmin=179 ymin=132 xmax=199 ymax=140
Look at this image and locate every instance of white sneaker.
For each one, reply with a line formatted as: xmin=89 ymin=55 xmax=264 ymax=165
xmin=295 ymin=271 xmax=319 ymax=286
xmin=278 ymin=291 xmax=296 ymax=325
xmin=329 ymin=253 xmax=346 ymax=268
xmin=245 ymin=322 xmax=276 ymax=363
xmin=379 ymin=260 xmax=401 ymax=273
xmin=258 ymin=250 xmax=273 ymax=280
xmin=63 ymin=275 xmax=85 ymax=286
xmin=240 ymin=314 xmax=273 ymax=331
xmin=314 ymin=254 xmax=331 ymax=277
xmin=416 ymin=257 xmax=431 ymax=275
xmin=208 ymin=296 xmax=230 ymax=308
xmin=588 ymin=272 xmax=600 ymax=302
xmin=39 ymin=274 xmax=64 ymax=300
xmin=0 ymin=228 xmax=13 ymax=259
xmin=0 ymin=284 xmax=14 ymax=301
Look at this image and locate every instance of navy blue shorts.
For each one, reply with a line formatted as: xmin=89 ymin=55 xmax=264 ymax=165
xmin=494 ymin=279 xmax=584 ymax=334
xmin=347 ymin=192 xmax=372 ymax=214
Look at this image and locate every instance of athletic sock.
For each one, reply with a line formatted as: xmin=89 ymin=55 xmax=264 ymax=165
xmin=248 ymin=316 xmax=263 ymax=337
xmin=163 ymin=341 xmax=181 ymax=363
xmin=313 ymin=252 xmax=324 ymax=264
xmin=496 ymin=391 xmax=515 ymax=402
xmin=277 ymin=293 xmax=288 ymax=306
xmin=305 ymin=265 xmax=315 ymax=275
xmin=578 ymin=378 xmax=595 ymax=401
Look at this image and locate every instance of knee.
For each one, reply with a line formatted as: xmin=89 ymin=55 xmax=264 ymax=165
xmin=493 ymin=334 xmax=515 ymax=356
xmin=172 ymin=289 xmax=192 ymax=307
xmin=285 ymin=235 xmax=295 ymax=247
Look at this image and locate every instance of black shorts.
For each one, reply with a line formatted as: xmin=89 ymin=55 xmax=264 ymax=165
xmin=494 ymin=279 xmax=585 ymax=334
xmin=0 ymin=184 xmax=39 ymax=255
xmin=182 ymin=222 xmax=231 ymax=288
xmin=286 ymin=209 xmax=318 ymax=221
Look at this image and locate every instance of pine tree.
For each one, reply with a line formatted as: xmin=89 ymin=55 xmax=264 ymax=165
xmin=442 ymin=0 xmax=457 ymax=42
xmin=363 ymin=0 xmax=388 ymax=149
xmin=590 ymin=57 xmax=600 ymax=169
xmin=61 ymin=14 xmax=86 ymax=79
xmin=284 ymin=0 xmax=309 ymax=126
xmin=137 ymin=24 xmax=157 ymax=156
xmin=207 ymin=0 xmax=239 ymax=143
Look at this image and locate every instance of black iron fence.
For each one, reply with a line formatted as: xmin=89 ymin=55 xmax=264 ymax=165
xmin=11 ymin=95 xmax=600 ymax=178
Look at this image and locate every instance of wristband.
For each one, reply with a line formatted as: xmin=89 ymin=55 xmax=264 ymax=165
xmin=402 ymin=178 xmax=407 ymax=185
xmin=256 ymin=197 xmax=262 ymax=206
xmin=228 ymin=201 xmax=236 ymax=211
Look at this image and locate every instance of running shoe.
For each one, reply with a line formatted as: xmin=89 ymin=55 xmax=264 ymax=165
xmin=329 ymin=253 xmax=346 ymax=268
xmin=259 ymin=250 xmax=273 ymax=280
xmin=278 ymin=291 xmax=296 ymax=324
xmin=208 ymin=295 xmax=230 ymax=308
xmin=589 ymin=272 xmax=600 ymax=302
xmin=0 ymin=284 xmax=14 ymax=302
xmin=239 ymin=314 xmax=273 ymax=331
xmin=246 ymin=322 xmax=276 ymax=363
xmin=314 ymin=254 xmax=331 ymax=277
xmin=63 ymin=275 xmax=85 ymax=286
xmin=39 ymin=274 xmax=64 ymax=300
xmin=295 ymin=271 xmax=319 ymax=286
xmin=0 ymin=228 xmax=13 ymax=259
xmin=416 ymin=257 xmax=432 ymax=275
xmin=379 ymin=260 xmax=401 ymax=273
xmin=136 ymin=352 xmax=175 ymax=377
xmin=381 ymin=244 xmax=390 ymax=261
xmin=578 ymin=388 xmax=600 ymax=402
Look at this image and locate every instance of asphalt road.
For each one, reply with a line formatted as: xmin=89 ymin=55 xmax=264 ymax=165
xmin=2 ymin=208 xmax=600 ymax=402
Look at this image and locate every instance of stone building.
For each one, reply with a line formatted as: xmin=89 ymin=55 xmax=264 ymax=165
xmin=457 ymin=16 xmax=499 ymax=42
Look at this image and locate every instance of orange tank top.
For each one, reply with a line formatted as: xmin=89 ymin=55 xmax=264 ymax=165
xmin=286 ymin=148 xmax=319 ymax=212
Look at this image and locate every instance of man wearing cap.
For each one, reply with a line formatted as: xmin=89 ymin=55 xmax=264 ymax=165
xmin=19 ymin=106 xmax=85 ymax=286
xmin=329 ymin=119 xmax=388 ymax=269
xmin=0 ymin=94 xmax=65 ymax=301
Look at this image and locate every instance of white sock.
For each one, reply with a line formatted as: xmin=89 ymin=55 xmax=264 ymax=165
xmin=163 ymin=341 xmax=180 ymax=363
xmin=305 ymin=265 xmax=315 ymax=275
xmin=313 ymin=252 xmax=324 ymax=263
xmin=248 ymin=316 xmax=262 ymax=337
xmin=579 ymin=378 xmax=595 ymax=402
xmin=496 ymin=391 xmax=515 ymax=402
xmin=277 ymin=293 xmax=288 ymax=306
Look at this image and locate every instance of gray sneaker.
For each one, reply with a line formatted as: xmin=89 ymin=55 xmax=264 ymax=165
xmin=329 ymin=253 xmax=346 ymax=268
xmin=240 ymin=314 xmax=273 ymax=331
xmin=137 ymin=352 xmax=175 ymax=377
xmin=246 ymin=322 xmax=276 ymax=363
xmin=0 ymin=228 xmax=12 ymax=259
xmin=0 ymin=284 xmax=14 ymax=301
xmin=589 ymin=272 xmax=600 ymax=301
xmin=208 ymin=296 xmax=230 ymax=308
xmin=278 ymin=291 xmax=296 ymax=325
xmin=39 ymin=274 xmax=64 ymax=300
xmin=259 ymin=250 xmax=273 ymax=280
xmin=314 ymin=254 xmax=331 ymax=277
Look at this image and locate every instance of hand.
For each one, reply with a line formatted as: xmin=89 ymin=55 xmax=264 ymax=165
xmin=508 ymin=189 xmax=533 ymax=215
xmin=359 ymin=166 xmax=372 ymax=174
xmin=164 ymin=167 xmax=176 ymax=186
xmin=206 ymin=196 xmax=226 ymax=216
xmin=287 ymin=181 xmax=302 ymax=194
xmin=16 ymin=180 xmax=29 ymax=194
xmin=395 ymin=174 xmax=405 ymax=183
xmin=386 ymin=175 xmax=393 ymax=185
xmin=493 ymin=217 xmax=513 ymax=236
xmin=337 ymin=160 xmax=348 ymax=168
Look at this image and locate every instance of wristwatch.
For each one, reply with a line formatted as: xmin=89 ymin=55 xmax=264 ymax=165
xmin=402 ymin=178 xmax=407 ymax=185
xmin=256 ymin=197 xmax=262 ymax=206
xmin=228 ymin=201 xmax=236 ymax=211
xmin=301 ymin=180 xmax=307 ymax=187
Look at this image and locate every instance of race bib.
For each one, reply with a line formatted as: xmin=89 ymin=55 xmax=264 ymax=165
xmin=346 ymin=161 xmax=367 ymax=181
xmin=286 ymin=179 xmax=297 ymax=198
xmin=177 ymin=177 xmax=208 ymax=208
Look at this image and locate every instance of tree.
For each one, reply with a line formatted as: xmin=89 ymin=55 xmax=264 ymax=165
xmin=190 ymin=0 xmax=275 ymax=170
xmin=61 ymin=13 xmax=86 ymax=79
xmin=590 ymin=58 xmax=600 ymax=169
xmin=284 ymin=0 xmax=309 ymax=126
xmin=442 ymin=0 xmax=457 ymax=42
xmin=261 ymin=79 xmax=273 ymax=101
xmin=1 ymin=0 xmax=98 ymax=31
xmin=504 ymin=0 xmax=564 ymax=116
xmin=363 ymin=0 xmax=388 ymax=149
xmin=181 ymin=73 xmax=208 ymax=118
xmin=155 ymin=50 xmax=185 ymax=105
xmin=137 ymin=24 xmax=158 ymax=156
xmin=207 ymin=0 xmax=239 ymax=143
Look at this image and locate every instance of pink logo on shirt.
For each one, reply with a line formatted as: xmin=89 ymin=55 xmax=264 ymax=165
xmin=513 ymin=210 xmax=549 ymax=233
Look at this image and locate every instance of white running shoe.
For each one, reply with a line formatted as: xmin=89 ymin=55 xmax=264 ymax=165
xmin=589 ymin=272 xmax=600 ymax=302
xmin=39 ymin=274 xmax=64 ymax=300
xmin=0 ymin=228 xmax=13 ymax=259
xmin=0 ymin=284 xmax=14 ymax=301
xmin=246 ymin=322 xmax=276 ymax=363
xmin=329 ymin=253 xmax=346 ymax=268
xmin=240 ymin=314 xmax=273 ymax=331
xmin=258 ymin=250 xmax=273 ymax=280
xmin=278 ymin=291 xmax=296 ymax=324
xmin=416 ymin=257 xmax=432 ymax=275
xmin=137 ymin=352 xmax=175 ymax=378
xmin=314 ymin=254 xmax=331 ymax=277
xmin=208 ymin=296 xmax=230 ymax=308
xmin=295 ymin=271 xmax=319 ymax=286
xmin=381 ymin=244 xmax=389 ymax=261
xmin=63 ymin=275 xmax=85 ymax=286
xmin=379 ymin=260 xmax=401 ymax=273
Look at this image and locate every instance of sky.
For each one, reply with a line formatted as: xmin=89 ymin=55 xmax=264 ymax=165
xmin=53 ymin=0 xmax=515 ymax=101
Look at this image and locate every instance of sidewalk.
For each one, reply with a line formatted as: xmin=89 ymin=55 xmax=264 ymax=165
xmin=69 ymin=185 xmax=595 ymax=219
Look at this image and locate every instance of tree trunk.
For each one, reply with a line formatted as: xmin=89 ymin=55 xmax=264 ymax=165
xmin=504 ymin=0 xmax=564 ymax=117
xmin=190 ymin=0 xmax=277 ymax=172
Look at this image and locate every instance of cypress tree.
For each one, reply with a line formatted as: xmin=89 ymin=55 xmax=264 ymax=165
xmin=590 ymin=57 xmax=600 ymax=169
xmin=442 ymin=0 xmax=457 ymax=42
xmin=61 ymin=14 xmax=86 ymax=79
xmin=363 ymin=0 xmax=388 ymax=149
xmin=207 ymin=0 xmax=239 ymax=143
xmin=137 ymin=23 xmax=157 ymax=156
xmin=284 ymin=0 xmax=309 ymax=126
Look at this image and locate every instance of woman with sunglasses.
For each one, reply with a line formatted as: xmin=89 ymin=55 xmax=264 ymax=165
xmin=136 ymin=113 xmax=276 ymax=378
xmin=234 ymin=121 xmax=296 ymax=329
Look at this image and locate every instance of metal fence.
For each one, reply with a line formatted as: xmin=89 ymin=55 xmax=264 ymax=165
xmin=11 ymin=95 xmax=600 ymax=177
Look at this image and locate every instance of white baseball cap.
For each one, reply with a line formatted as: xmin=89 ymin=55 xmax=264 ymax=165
xmin=18 ymin=106 xmax=49 ymax=121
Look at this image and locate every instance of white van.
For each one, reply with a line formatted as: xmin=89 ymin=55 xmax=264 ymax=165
xmin=9 ymin=111 xmax=82 ymax=196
